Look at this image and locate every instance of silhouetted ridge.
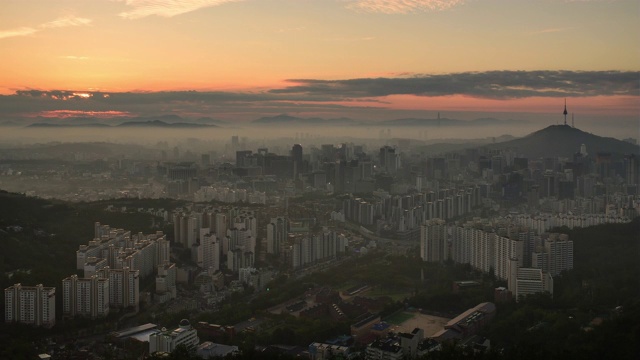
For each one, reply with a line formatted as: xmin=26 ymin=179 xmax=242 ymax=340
xmin=492 ymin=124 xmax=638 ymax=158
xmin=252 ymin=114 xmax=356 ymax=125
xmin=117 ymin=120 xmax=214 ymax=128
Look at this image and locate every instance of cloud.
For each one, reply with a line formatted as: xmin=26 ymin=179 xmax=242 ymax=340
xmin=0 ymin=89 xmax=373 ymax=121
xmin=59 ymin=56 xmax=90 ymax=60
xmin=270 ymin=71 xmax=640 ymax=99
xmin=40 ymin=16 xmax=92 ymax=29
xmin=527 ymin=27 xmax=574 ymax=35
xmin=346 ymin=0 xmax=466 ymax=13
xmin=0 ymin=16 xmax=92 ymax=40
xmin=1 ymin=71 xmax=636 ymax=120
xmin=324 ymin=36 xmax=376 ymax=42
xmin=0 ymin=27 xmax=38 ymax=40
xmin=116 ymin=0 xmax=243 ymax=19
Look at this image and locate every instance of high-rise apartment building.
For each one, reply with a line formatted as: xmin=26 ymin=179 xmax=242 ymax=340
xmin=420 ymin=219 xmax=448 ymax=263
xmin=198 ymin=233 xmax=220 ymax=272
xmin=97 ymin=267 xmax=139 ymax=310
xmin=532 ymin=233 xmax=573 ymax=276
xmin=266 ymin=217 xmax=288 ymax=255
xmin=4 ymin=283 xmax=56 ymax=328
xmin=62 ymin=275 xmax=110 ymax=319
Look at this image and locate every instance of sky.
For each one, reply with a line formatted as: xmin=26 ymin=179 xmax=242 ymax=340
xmin=0 ymin=0 xmax=638 ymax=124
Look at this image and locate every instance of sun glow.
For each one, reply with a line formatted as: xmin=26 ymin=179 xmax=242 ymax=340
xmin=72 ymin=92 xmax=92 ymax=99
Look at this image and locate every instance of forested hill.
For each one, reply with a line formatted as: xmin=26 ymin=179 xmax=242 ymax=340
xmin=0 ymin=191 xmax=171 ymax=291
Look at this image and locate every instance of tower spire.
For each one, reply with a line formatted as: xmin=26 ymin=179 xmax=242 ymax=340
xmin=563 ymin=98 xmax=568 ymax=126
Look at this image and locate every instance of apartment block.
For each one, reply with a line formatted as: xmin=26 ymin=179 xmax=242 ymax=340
xmin=4 ymin=283 xmax=56 ymax=328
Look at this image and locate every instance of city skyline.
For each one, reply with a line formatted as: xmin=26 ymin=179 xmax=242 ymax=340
xmin=0 ymin=0 xmax=638 ymax=124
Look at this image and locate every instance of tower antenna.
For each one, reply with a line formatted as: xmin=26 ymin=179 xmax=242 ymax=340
xmin=563 ymin=98 xmax=568 ymax=126
xmin=572 ymin=113 xmax=574 ymax=128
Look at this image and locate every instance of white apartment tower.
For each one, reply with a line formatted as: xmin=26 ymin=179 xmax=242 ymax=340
xmin=532 ymin=233 xmax=573 ymax=276
xmin=62 ymin=275 xmax=110 ymax=319
xmin=420 ymin=219 xmax=448 ymax=263
xmin=266 ymin=217 xmax=288 ymax=255
xmin=4 ymin=283 xmax=56 ymax=328
xmin=98 ymin=267 xmax=139 ymax=310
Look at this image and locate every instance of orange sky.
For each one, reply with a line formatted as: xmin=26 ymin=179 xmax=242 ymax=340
xmin=0 ymin=0 xmax=638 ymax=121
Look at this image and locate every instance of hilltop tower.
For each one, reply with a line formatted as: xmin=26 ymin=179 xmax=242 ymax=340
xmin=563 ymin=99 xmax=568 ymax=126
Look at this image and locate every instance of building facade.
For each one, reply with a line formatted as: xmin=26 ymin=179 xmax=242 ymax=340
xmin=4 ymin=283 xmax=56 ymax=328
xmin=62 ymin=275 xmax=110 ymax=319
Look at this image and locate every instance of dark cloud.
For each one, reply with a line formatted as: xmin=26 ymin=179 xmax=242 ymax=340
xmin=0 ymin=71 xmax=636 ymax=121
xmin=270 ymin=70 xmax=640 ymax=99
xmin=0 ymin=89 xmax=377 ymax=119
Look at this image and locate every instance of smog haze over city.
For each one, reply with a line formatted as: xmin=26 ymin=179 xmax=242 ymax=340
xmin=0 ymin=1 xmax=638 ymax=360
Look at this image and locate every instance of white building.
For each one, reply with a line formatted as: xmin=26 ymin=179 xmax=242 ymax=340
xmin=4 ymin=283 xmax=56 ymax=328
xmin=97 ymin=267 xmax=139 ymax=310
xmin=512 ymin=267 xmax=553 ymax=301
xmin=420 ymin=218 xmax=448 ymax=263
xmin=149 ymin=319 xmax=200 ymax=354
xmin=266 ymin=217 xmax=288 ymax=255
xmin=532 ymin=233 xmax=573 ymax=276
xmin=62 ymin=275 xmax=110 ymax=319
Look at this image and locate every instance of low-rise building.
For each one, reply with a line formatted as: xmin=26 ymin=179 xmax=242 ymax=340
xmin=149 ymin=319 xmax=200 ymax=354
xmin=308 ymin=342 xmax=350 ymax=360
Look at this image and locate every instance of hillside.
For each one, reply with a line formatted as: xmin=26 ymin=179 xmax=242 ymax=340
xmin=0 ymin=191 xmax=171 ymax=290
xmin=491 ymin=124 xmax=638 ymax=158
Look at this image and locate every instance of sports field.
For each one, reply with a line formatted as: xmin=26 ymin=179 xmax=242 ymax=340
xmin=385 ymin=312 xmax=414 ymax=325
xmin=384 ymin=311 xmax=451 ymax=336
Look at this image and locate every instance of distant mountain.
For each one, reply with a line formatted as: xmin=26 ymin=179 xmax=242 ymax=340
xmin=252 ymin=114 xmax=357 ymax=125
xmin=125 ymin=114 xmax=184 ymax=124
xmin=491 ymin=125 xmax=639 ymax=158
xmin=195 ymin=117 xmax=228 ymax=125
xmin=26 ymin=122 xmax=110 ymax=128
xmin=117 ymin=120 xmax=215 ymax=128
xmin=0 ymin=120 xmax=24 ymax=127
xmin=379 ymin=117 xmax=526 ymax=127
